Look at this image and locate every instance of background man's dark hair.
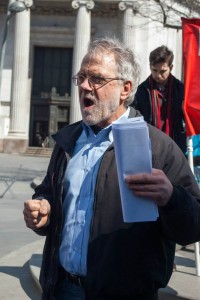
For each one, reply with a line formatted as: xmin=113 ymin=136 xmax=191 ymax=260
xmin=149 ymin=45 xmax=174 ymax=66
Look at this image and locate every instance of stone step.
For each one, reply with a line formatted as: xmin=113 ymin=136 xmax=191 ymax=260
xmin=23 ymin=147 xmax=52 ymax=157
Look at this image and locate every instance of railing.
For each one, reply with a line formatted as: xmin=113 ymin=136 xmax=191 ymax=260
xmin=42 ymin=136 xmax=49 ymax=148
xmin=0 ymin=164 xmax=22 ymax=198
xmin=194 ymin=166 xmax=200 ymax=183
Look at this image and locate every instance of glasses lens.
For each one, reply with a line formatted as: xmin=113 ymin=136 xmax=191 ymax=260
xmin=77 ymin=75 xmax=85 ymax=85
xmin=90 ymin=75 xmax=104 ymax=86
xmin=72 ymin=75 xmax=108 ymax=87
xmin=72 ymin=76 xmax=77 ymax=86
xmin=72 ymin=75 xmax=85 ymax=86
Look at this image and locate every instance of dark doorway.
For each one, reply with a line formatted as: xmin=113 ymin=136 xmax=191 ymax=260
xmin=30 ymin=46 xmax=73 ymax=147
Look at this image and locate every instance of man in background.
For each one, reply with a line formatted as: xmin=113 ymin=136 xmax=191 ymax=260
xmin=131 ymin=45 xmax=186 ymax=153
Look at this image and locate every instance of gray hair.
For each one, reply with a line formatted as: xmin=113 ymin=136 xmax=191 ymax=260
xmin=84 ymin=37 xmax=141 ymax=105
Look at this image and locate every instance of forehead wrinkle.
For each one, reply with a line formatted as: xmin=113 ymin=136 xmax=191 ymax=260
xmin=81 ymin=53 xmax=117 ymax=77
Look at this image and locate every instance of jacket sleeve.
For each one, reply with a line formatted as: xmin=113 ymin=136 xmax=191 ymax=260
xmin=31 ymin=145 xmax=60 ymax=236
xmin=131 ymin=83 xmax=152 ymax=124
xmin=150 ymin=125 xmax=200 ymax=245
xmin=31 ymin=177 xmax=52 ymax=236
xmin=159 ymin=185 xmax=200 ymax=245
xmin=131 ymin=85 xmax=143 ymax=110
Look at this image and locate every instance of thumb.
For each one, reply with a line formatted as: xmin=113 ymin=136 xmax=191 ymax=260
xmin=35 ymin=200 xmax=51 ymax=229
xmin=39 ymin=199 xmax=51 ymax=216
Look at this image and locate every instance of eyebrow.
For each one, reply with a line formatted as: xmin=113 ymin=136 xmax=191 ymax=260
xmin=78 ymin=72 xmax=105 ymax=77
xmin=151 ymin=67 xmax=168 ymax=72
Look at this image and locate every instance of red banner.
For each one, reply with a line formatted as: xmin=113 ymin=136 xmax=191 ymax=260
xmin=182 ymin=18 xmax=200 ymax=136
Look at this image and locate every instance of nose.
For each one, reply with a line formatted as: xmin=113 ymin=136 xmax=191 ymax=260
xmin=156 ymin=73 xmax=163 ymax=80
xmin=79 ymin=77 xmax=93 ymax=91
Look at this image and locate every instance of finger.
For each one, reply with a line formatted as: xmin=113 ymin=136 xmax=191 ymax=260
xmin=132 ymin=190 xmax=160 ymax=200
xmin=129 ymin=184 xmax=157 ymax=192
xmin=35 ymin=215 xmax=49 ymax=228
xmin=31 ymin=210 xmax=40 ymax=219
xmin=39 ymin=200 xmax=50 ymax=216
xmin=24 ymin=213 xmax=47 ymax=229
xmin=24 ymin=200 xmax=41 ymax=212
xmin=125 ymin=169 xmax=164 ymax=183
xmin=130 ymin=186 xmax=173 ymax=206
xmin=24 ymin=209 xmax=39 ymax=220
xmin=126 ymin=174 xmax=160 ymax=185
xmin=24 ymin=215 xmax=39 ymax=229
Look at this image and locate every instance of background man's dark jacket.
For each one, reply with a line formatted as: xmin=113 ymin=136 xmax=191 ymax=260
xmin=33 ymin=108 xmax=200 ymax=300
xmin=131 ymin=76 xmax=186 ymax=153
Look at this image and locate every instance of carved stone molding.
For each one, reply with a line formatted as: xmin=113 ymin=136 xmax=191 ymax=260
xmin=119 ymin=1 xmax=138 ymax=12
xmin=0 ymin=1 xmax=121 ymax=18
xmin=30 ymin=26 xmax=75 ymax=47
xmin=72 ymin=0 xmax=95 ymax=10
xmin=24 ymin=0 xmax=33 ymax=8
xmin=2 ymin=2 xmax=120 ymax=18
xmin=31 ymin=26 xmax=75 ymax=35
xmin=92 ymin=3 xmax=120 ymax=18
xmin=31 ymin=5 xmax=74 ymax=16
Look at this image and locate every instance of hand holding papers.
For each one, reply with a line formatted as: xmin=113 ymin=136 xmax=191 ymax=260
xmin=112 ymin=117 xmax=159 ymax=222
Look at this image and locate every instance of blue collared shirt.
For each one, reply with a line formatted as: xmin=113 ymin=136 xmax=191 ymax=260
xmin=59 ymin=108 xmax=130 ymax=275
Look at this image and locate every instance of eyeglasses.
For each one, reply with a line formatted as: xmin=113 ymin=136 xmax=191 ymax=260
xmin=72 ymin=74 xmax=124 ymax=88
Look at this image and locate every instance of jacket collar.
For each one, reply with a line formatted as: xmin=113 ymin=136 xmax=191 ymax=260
xmin=52 ymin=106 xmax=140 ymax=153
xmin=141 ymin=74 xmax=177 ymax=90
xmin=52 ymin=121 xmax=83 ymax=154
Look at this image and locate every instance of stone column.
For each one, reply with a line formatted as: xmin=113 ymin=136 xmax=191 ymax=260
xmin=4 ymin=4 xmax=31 ymax=153
xmin=69 ymin=0 xmax=94 ymax=124
xmin=119 ymin=1 xmax=138 ymax=50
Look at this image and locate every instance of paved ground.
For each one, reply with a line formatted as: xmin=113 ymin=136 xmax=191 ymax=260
xmin=0 ymin=153 xmax=200 ymax=300
xmin=0 ymin=153 xmax=49 ymax=257
xmin=0 ymin=153 xmax=49 ymax=299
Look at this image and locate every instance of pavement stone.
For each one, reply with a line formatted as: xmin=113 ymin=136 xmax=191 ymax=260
xmin=0 ymin=153 xmax=49 ymax=258
xmin=0 ymin=153 xmax=49 ymax=299
xmin=0 ymin=240 xmax=43 ymax=300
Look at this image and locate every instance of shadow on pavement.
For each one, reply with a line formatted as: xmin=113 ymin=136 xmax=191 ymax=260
xmin=0 ymin=261 xmax=41 ymax=300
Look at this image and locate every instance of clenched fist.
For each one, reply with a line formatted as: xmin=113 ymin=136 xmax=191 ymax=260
xmin=23 ymin=199 xmax=51 ymax=229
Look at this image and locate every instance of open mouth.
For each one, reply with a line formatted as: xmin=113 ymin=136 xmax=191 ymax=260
xmin=83 ymin=98 xmax=94 ymax=108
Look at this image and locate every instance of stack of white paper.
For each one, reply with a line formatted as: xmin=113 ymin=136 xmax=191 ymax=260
xmin=112 ymin=116 xmax=158 ymax=222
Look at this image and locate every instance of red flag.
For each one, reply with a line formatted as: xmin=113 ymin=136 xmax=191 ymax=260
xmin=182 ymin=18 xmax=200 ymax=136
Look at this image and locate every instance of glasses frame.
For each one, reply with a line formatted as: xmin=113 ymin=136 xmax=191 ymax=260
xmin=72 ymin=74 xmax=124 ymax=89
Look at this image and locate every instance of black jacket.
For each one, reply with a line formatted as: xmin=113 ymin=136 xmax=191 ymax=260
xmin=33 ymin=107 xmax=200 ymax=300
xmin=131 ymin=76 xmax=186 ymax=154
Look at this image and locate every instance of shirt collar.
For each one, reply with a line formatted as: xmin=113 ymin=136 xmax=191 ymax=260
xmin=82 ymin=107 xmax=130 ymax=140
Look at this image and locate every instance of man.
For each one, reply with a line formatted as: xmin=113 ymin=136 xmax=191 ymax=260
xmin=24 ymin=38 xmax=200 ymax=300
xmin=131 ymin=45 xmax=186 ymax=153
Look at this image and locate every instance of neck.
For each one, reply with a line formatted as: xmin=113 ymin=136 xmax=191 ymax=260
xmin=90 ymin=125 xmax=102 ymax=134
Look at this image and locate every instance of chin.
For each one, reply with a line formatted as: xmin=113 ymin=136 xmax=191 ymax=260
xmin=82 ymin=116 xmax=97 ymax=126
xmin=82 ymin=110 xmax=97 ymax=125
xmin=156 ymin=79 xmax=167 ymax=85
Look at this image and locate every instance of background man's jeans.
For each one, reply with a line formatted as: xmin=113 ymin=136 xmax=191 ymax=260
xmin=54 ymin=279 xmax=85 ymax=300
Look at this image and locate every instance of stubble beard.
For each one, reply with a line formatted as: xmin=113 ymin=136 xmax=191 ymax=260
xmin=82 ymin=98 xmax=120 ymax=126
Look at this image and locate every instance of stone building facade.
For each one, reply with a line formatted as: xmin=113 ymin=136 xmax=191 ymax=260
xmin=0 ymin=0 xmax=183 ymax=153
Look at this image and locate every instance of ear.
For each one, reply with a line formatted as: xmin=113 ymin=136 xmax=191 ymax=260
xmin=170 ymin=64 xmax=173 ymax=71
xmin=120 ymin=81 xmax=132 ymax=101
